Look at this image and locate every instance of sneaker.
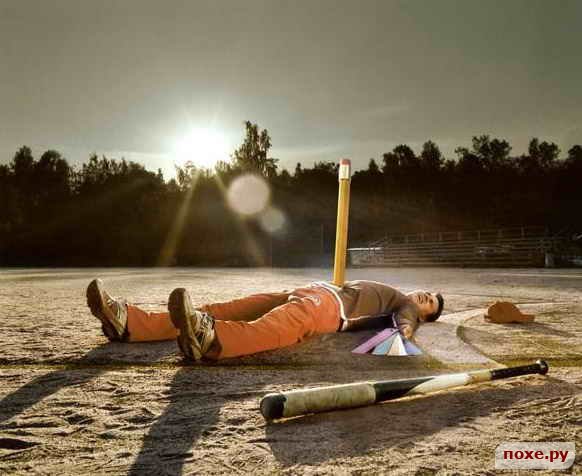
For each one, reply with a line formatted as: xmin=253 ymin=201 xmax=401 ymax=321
xmin=168 ymin=288 xmax=215 ymax=361
xmin=86 ymin=279 xmax=128 ymax=341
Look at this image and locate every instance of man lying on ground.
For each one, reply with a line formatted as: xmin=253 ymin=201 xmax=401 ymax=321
xmin=86 ymin=279 xmax=444 ymax=361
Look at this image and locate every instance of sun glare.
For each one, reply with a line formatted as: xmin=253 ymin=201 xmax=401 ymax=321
xmin=173 ymin=128 xmax=230 ymax=169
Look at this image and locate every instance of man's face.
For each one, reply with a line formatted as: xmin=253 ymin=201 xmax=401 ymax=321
xmin=407 ymin=291 xmax=439 ymax=321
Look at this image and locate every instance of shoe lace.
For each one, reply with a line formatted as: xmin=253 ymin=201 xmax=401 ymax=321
xmin=195 ymin=312 xmax=215 ymax=351
xmin=105 ymin=294 xmax=127 ymax=322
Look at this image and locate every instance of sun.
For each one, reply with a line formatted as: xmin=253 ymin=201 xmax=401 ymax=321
xmin=173 ymin=128 xmax=231 ymax=169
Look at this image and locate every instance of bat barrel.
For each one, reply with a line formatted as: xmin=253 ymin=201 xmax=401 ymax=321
xmin=261 ymin=381 xmax=376 ymax=420
xmin=260 ymin=393 xmax=287 ymax=420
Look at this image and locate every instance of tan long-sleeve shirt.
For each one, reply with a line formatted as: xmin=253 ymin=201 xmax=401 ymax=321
xmin=336 ymin=280 xmax=421 ymax=337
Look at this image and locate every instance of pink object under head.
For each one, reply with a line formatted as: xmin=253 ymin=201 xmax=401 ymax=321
xmin=352 ymin=328 xmax=398 ymax=354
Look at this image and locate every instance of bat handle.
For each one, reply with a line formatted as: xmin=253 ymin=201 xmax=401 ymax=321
xmin=490 ymin=359 xmax=548 ymax=380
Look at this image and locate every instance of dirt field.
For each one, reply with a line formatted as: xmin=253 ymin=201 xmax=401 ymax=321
xmin=0 ymin=268 xmax=580 ymax=474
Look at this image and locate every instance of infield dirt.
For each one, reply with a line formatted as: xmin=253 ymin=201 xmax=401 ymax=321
xmin=0 ymin=268 xmax=580 ymax=474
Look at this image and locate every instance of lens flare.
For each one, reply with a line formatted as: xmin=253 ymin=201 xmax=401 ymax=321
xmin=226 ymin=174 xmax=270 ymax=216
xmin=215 ymin=172 xmax=267 ymax=266
xmin=260 ymin=207 xmax=286 ymax=233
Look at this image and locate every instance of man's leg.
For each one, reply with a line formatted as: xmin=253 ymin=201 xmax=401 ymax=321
xmin=207 ymin=289 xmax=340 ymax=359
xmin=126 ymin=306 xmax=178 ymax=342
xmin=200 ymin=292 xmax=290 ymax=321
xmin=126 ymin=292 xmax=291 ymax=342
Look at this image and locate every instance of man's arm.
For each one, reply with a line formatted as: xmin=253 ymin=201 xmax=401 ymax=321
xmin=395 ymin=302 xmax=420 ymax=339
xmin=344 ymin=313 xmax=393 ymax=332
xmin=344 ymin=303 xmax=420 ymax=337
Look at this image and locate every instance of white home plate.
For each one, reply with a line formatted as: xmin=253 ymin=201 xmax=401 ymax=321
xmin=415 ymin=308 xmax=498 ymax=367
xmin=415 ymin=303 xmax=570 ymax=367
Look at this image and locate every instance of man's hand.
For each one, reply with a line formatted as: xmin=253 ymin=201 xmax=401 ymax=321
xmin=399 ymin=325 xmax=413 ymax=339
xmin=395 ymin=302 xmax=419 ymax=339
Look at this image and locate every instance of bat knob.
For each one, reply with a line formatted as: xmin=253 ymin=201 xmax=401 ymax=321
xmin=536 ymin=359 xmax=549 ymax=375
xmin=260 ymin=393 xmax=286 ymax=420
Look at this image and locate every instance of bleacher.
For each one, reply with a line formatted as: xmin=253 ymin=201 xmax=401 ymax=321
xmin=348 ymin=226 xmax=561 ymax=267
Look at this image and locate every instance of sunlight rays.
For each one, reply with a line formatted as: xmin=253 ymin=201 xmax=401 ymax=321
xmin=157 ymin=173 xmax=200 ymax=267
xmin=158 ymin=169 xmax=270 ymax=268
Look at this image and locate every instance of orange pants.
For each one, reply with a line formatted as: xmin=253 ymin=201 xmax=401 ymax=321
xmin=125 ymin=287 xmax=341 ymax=359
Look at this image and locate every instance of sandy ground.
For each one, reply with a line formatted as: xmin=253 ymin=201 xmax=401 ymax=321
xmin=0 ymin=267 xmax=580 ymax=474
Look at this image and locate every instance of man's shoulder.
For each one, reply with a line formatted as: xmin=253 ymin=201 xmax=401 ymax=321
xmin=345 ymin=280 xmax=394 ymax=290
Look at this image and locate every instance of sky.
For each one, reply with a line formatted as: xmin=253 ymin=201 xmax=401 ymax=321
xmin=1 ymin=0 xmax=581 ymax=179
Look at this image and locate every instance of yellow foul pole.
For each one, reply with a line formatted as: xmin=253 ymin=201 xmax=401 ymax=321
xmin=332 ymin=159 xmax=351 ymax=286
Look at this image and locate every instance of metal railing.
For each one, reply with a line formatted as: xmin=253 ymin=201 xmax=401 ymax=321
xmin=350 ymin=226 xmax=562 ymax=267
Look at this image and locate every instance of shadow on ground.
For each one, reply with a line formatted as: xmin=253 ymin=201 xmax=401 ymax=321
xmin=127 ymin=368 xmax=227 ymax=475
xmin=0 ymin=351 xmax=230 ymax=475
xmin=83 ymin=340 xmax=178 ymax=364
xmin=212 ymin=331 xmax=439 ymax=370
xmin=0 ymin=347 xmax=114 ymax=426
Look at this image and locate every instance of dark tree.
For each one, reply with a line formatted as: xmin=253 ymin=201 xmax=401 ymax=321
xmin=420 ymin=140 xmax=443 ymax=172
xmin=231 ymin=121 xmax=278 ymax=177
xmin=2 ymin=125 xmax=581 ymax=267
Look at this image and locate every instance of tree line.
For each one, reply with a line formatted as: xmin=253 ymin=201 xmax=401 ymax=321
xmin=1 ymin=121 xmax=581 ymax=266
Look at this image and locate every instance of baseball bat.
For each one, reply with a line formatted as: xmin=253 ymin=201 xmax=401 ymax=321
xmin=260 ymin=359 xmax=548 ymax=420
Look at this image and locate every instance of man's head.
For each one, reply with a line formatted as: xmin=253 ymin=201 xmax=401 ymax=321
xmin=406 ymin=290 xmax=444 ymax=322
